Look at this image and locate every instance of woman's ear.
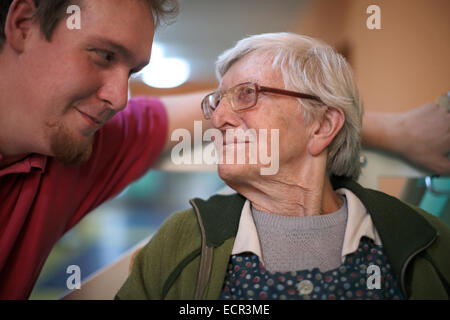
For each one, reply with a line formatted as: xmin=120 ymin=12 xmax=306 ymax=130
xmin=308 ymin=107 xmax=345 ymax=156
xmin=4 ymin=0 xmax=37 ymax=53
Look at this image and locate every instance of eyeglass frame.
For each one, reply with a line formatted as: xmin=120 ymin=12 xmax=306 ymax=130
xmin=201 ymin=81 xmax=324 ymax=119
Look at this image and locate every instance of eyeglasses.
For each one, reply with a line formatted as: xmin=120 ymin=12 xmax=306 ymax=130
xmin=201 ymin=82 xmax=323 ymax=120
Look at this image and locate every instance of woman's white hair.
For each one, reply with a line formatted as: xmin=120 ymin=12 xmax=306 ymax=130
xmin=216 ymin=32 xmax=363 ymax=179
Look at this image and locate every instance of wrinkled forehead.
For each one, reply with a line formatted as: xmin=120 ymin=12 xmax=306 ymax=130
xmin=220 ymin=51 xmax=284 ymax=90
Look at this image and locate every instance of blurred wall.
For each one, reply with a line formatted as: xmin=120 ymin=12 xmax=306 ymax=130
xmin=294 ymin=0 xmax=450 ymax=113
xmin=132 ymin=0 xmax=449 ymax=110
xmin=130 ymin=80 xmax=215 ymax=97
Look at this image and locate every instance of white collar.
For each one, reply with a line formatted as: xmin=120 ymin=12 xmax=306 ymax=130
xmin=231 ymin=188 xmax=382 ymax=264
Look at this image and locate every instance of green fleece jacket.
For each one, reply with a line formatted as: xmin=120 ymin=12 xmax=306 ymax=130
xmin=116 ymin=177 xmax=450 ymax=300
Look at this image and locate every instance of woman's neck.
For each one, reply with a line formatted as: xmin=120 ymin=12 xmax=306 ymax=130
xmin=227 ymin=162 xmax=342 ymax=217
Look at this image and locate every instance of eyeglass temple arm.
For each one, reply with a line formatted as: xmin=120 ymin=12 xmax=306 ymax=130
xmin=259 ymin=86 xmax=323 ymax=103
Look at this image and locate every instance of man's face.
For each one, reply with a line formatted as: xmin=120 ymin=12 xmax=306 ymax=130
xmin=211 ymin=53 xmax=313 ymax=184
xmin=16 ymin=0 xmax=154 ymax=164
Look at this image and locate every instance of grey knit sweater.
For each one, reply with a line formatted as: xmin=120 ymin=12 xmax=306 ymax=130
xmin=251 ymin=196 xmax=348 ymax=272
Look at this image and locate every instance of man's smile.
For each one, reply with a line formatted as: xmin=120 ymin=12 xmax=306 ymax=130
xmin=74 ymin=107 xmax=105 ymax=128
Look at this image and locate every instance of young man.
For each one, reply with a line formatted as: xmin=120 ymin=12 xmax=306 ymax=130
xmin=0 ymin=0 xmax=448 ymax=299
xmin=0 ymin=0 xmax=184 ymax=299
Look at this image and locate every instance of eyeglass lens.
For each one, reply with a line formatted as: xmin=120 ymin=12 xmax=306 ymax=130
xmin=233 ymin=83 xmax=257 ymax=110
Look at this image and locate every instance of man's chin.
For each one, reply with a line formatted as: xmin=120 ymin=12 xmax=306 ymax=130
xmin=54 ymin=142 xmax=93 ymax=165
xmin=50 ymin=133 xmax=94 ymax=166
xmin=45 ymin=118 xmax=96 ymax=165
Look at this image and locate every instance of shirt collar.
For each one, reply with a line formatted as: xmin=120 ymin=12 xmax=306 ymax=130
xmin=232 ymin=200 xmax=264 ymax=262
xmin=335 ymin=188 xmax=382 ymax=261
xmin=231 ymin=187 xmax=382 ymax=264
xmin=0 ymin=153 xmax=48 ymax=177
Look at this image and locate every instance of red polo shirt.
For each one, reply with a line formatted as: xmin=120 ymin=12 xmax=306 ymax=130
xmin=0 ymin=97 xmax=168 ymax=299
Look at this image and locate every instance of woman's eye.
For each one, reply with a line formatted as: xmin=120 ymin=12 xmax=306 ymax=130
xmin=238 ymin=88 xmax=254 ymax=102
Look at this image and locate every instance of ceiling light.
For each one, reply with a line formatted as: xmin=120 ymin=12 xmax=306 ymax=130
xmin=138 ymin=43 xmax=191 ymax=89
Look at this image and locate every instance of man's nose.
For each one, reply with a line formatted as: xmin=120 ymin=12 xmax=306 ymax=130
xmin=97 ymin=69 xmax=129 ymax=112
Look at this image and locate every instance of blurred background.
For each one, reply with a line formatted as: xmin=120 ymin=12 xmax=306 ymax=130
xmin=30 ymin=0 xmax=449 ymax=299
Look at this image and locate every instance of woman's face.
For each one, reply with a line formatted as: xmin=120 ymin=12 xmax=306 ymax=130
xmin=211 ymin=53 xmax=315 ymax=183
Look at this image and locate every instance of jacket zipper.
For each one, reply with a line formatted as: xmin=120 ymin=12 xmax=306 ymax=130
xmin=190 ymin=199 xmax=214 ymax=300
xmin=400 ymin=233 xmax=438 ymax=297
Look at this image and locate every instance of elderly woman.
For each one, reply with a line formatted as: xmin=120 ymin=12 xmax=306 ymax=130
xmin=116 ymin=33 xmax=450 ymax=300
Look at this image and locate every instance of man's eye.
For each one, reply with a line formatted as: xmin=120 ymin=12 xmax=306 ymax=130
xmin=94 ymin=50 xmax=115 ymax=64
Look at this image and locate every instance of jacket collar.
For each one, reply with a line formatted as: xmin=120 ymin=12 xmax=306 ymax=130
xmin=190 ymin=176 xmax=437 ymax=292
xmin=190 ymin=193 xmax=245 ymax=247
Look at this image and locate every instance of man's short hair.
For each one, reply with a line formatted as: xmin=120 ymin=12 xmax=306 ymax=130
xmin=0 ymin=0 xmax=178 ymax=51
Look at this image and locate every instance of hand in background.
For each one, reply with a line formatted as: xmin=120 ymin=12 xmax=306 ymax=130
xmin=363 ymin=98 xmax=450 ymax=175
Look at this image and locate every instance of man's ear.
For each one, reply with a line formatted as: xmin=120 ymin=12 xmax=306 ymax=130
xmin=308 ymin=107 xmax=345 ymax=156
xmin=4 ymin=0 xmax=37 ymax=53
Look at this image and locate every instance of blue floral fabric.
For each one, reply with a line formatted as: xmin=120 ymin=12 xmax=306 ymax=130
xmin=220 ymin=237 xmax=404 ymax=300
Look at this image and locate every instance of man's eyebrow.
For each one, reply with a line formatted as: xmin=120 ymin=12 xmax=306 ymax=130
xmin=89 ymin=37 xmax=150 ymax=70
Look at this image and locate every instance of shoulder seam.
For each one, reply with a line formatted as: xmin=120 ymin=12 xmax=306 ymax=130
xmin=161 ymin=247 xmax=202 ymax=299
